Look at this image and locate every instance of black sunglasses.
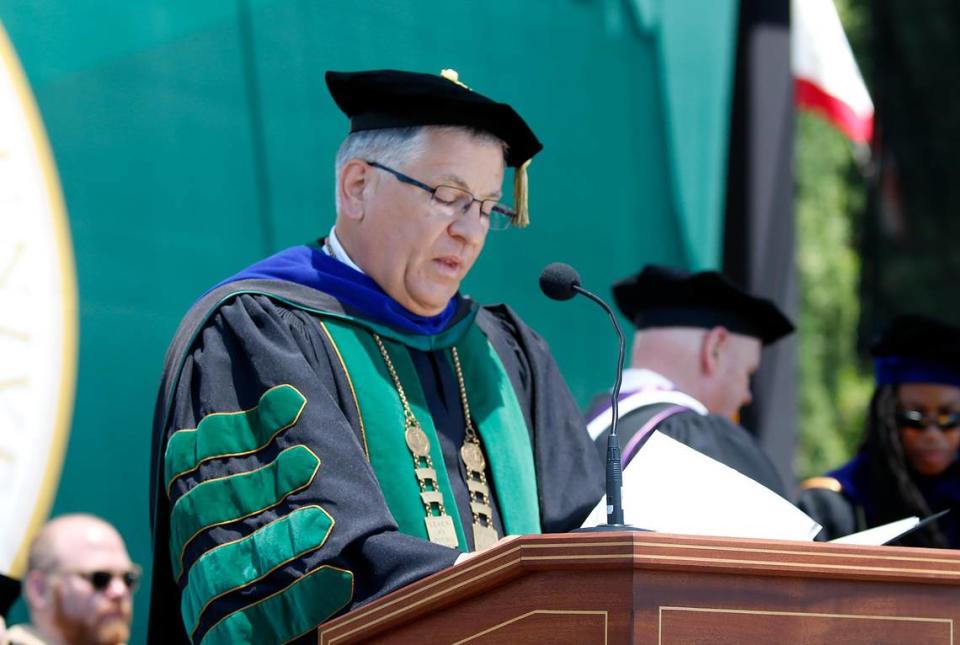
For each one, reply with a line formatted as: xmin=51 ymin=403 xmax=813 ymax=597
xmin=69 ymin=568 xmax=141 ymax=592
xmin=895 ymin=409 xmax=960 ymax=431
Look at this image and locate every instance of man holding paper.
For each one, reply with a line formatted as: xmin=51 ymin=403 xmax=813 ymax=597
xmin=148 ymin=68 xmax=603 ymax=644
xmin=587 ymin=265 xmax=793 ymax=497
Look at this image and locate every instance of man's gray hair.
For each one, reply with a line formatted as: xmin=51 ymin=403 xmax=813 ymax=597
xmin=333 ymin=126 xmax=507 ymax=212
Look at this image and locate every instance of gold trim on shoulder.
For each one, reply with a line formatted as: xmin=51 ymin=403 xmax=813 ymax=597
xmin=800 ymin=476 xmax=843 ymax=493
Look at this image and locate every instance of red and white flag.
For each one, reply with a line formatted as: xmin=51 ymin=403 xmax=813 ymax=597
xmin=792 ymin=0 xmax=874 ymax=145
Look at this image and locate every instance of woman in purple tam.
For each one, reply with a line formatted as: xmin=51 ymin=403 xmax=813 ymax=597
xmin=799 ymin=314 xmax=960 ymax=548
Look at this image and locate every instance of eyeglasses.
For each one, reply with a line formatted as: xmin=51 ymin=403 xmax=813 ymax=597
xmin=895 ymin=409 xmax=960 ymax=432
xmin=62 ymin=567 xmax=142 ymax=593
xmin=366 ymin=160 xmax=516 ymax=231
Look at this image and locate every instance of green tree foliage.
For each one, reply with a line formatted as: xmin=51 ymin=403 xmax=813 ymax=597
xmin=795 ymin=0 xmax=873 ymax=478
xmin=795 ymin=114 xmax=872 ymax=477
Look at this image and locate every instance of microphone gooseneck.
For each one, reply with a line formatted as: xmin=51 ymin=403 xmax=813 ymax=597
xmin=539 ymin=263 xmax=629 ymax=527
xmin=571 ymin=284 xmax=626 ymax=525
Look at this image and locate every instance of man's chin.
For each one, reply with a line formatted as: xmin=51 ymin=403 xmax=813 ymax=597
xmin=406 ymin=291 xmax=459 ymax=317
xmin=94 ymin=615 xmax=131 ymax=645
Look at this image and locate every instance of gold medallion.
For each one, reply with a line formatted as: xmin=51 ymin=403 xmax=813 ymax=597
xmin=460 ymin=440 xmax=486 ymax=471
xmin=425 ymin=514 xmax=459 ymax=548
xmin=405 ymin=423 xmax=432 ymax=457
xmin=473 ymin=522 xmax=499 ymax=551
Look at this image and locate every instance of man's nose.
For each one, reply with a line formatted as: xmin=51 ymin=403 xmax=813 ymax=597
xmin=103 ymin=576 xmax=130 ymax=599
xmin=449 ymin=201 xmax=487 ymax=242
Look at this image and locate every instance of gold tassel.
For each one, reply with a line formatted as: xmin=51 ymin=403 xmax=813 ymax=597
xmin=514 ymin=159 xmax=531 ymax=228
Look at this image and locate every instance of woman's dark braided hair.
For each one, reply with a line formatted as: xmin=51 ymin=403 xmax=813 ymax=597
xmin=862 ymin=385 xmax=948 ymax=547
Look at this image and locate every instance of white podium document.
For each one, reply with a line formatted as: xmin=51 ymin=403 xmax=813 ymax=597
xmin=829 ymin=517 xmax=919 ymax=545
xmin=582 ymin=431 xmax=822 ymax=541
xmin=829 ymin=509 xmax=950 ymax=546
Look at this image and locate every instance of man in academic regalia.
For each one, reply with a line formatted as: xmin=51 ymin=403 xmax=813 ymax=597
xmin=148 ymin=69 xmax=603 ymax=644
xmin=587 ymin=265 xmax=793 ymax=497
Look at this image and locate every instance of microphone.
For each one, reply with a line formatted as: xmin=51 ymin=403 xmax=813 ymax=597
xmin=538 ymin=263 xmax=580 ymax=301
xmin=540 ymin=262 xmax=630 ymax=527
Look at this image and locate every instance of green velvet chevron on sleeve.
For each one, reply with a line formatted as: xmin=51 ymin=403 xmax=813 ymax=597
xmin=164 ymin=386 xmax=354 ymax=642
xmin=182 ymin=504 xmax=335 ymax=640
xmin=168 ymin=444 xmax=320 ymax=580
xmin=164 ymin=385 xmax=307 ymax=494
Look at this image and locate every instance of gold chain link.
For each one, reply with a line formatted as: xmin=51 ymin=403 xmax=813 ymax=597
xmin=373 ymin=333 xmax=419 ymax=428
xmin=450 ymin=346 xmax=478 ymax=442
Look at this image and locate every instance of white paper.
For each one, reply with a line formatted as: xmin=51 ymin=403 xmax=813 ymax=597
xmin=582 ymin=431 xmax=822 ymax=541
xmin=829 ymin=516 xmax=919 ymax=545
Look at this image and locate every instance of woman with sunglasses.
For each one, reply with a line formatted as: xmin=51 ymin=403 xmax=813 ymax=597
xmin=799 ymin=314 xmax=960 ymax=548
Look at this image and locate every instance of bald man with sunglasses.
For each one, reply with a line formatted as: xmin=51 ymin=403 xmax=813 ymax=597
xmin=7 ymin=514 xmax=139 ymax=645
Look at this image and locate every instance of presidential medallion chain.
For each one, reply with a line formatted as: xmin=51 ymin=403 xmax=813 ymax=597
xmin=450 ymin=346 xmax=500 ymax=551
xmin=373 ymin=334 xmax=458 ymax=548
xmin=372 ymin=334 xmax=500 ymax=551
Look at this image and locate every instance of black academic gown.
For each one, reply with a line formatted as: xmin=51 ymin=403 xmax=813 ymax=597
xmin=0 ymin=573 xmax=19 ymax=619
xmin=148 ymin=279 xmax=602 ymax=644
xmin=591 ymin=401 xmax=788 ymax=499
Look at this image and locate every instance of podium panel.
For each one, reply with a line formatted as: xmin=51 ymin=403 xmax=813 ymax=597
xmin=659 ymin=607 xmax=951 ymax=644
xmin=318 ymin=532 xmax=960 ymax=644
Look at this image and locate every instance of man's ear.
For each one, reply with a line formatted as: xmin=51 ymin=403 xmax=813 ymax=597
xmin=338 ymin=159 xmax=372 ymax=221
xmin=24 ymin=570 xmax=51 ymax=610
xmin=701 ymin=326 xmax=729 ymax=376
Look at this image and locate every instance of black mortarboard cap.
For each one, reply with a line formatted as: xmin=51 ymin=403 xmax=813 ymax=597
xmin=325 ymin=68 xmax=542 ymax=225
xmin=612 ymin=265 xmax=794 ymax=345
xmin=871 ymin=314 xmax=960 ymax=371
xmin=871 ymin=315 xmax=960 ymax=386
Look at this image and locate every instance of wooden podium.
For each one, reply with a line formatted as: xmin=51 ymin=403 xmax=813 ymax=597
xmin=318 ymin=531 xmax=960 ymax=644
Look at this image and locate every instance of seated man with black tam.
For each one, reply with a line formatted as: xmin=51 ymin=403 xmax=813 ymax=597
xmin=148 ymin=69 xmax=603 ymax=643
xmin=587 ymin=265 xmax=793 ymax=497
